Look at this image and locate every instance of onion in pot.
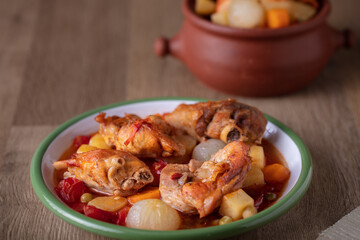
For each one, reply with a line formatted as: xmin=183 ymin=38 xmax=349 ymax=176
xmin=125 ymin=199 xmax=181 ymax=230
xmin=192 ymin=139 xmax=226 ymax=162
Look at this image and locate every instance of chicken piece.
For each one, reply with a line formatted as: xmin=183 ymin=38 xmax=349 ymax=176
xmin=53 ymin=149 xmax=153 ymax=196
xmin=95 ymin=113 xmax=185 ymax=158
xmin=159 ymin=141 xmax=251 ymax=217
xmin=164 ymin=99 xmax=267 ymax=144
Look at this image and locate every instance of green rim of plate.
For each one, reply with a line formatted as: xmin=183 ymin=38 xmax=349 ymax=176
xmin=30 ymin=97 xmax=312 ymax=240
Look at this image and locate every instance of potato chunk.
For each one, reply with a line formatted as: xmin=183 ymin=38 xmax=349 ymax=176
xmin=76 ymin=144 xmax=98 ymax=153
xmin=195 ymin=0 xmax=216 ymax=15
xmin=290 ymin=1 xmax=316 ymax=22
xmin=219 ymin=189 xmax=257 ymax=220
xmin=211 ymin=11 xmax=228 ymax=26
xmin=88 ymin=196 xmax=128 ymax=212
xmin=243 ymin=164 xmax=265 ymax=187
xmin=250 ymin=145 xmax=265 ymax=169
xmin=89 ymin=133 xmax=111 ymax=149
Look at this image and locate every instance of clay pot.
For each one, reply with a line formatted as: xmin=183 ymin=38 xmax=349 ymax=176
xmin=154 ymin=0 xmax=355 ymax=97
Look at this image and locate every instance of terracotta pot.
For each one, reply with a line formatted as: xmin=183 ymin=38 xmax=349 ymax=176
xmin=154 ymin=0 xmax=355 ymax=97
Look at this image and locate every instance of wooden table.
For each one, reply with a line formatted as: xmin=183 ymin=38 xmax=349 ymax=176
xmin=0 ymin=0 xmax=359 ymax=239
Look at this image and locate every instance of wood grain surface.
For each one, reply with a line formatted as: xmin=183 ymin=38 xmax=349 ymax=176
xmin=0 ymin=0 xmax=359 ymax=239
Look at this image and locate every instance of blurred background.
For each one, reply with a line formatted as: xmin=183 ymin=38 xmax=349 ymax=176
xmin=2 ymin=0 xmax=359 ymax=125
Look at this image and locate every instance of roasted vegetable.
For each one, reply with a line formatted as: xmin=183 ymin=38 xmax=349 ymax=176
xmin=263 ymin=163 xmax=290 ymax=183
xmin=250 ymin=145 xmax=265 ymax=169
xmin=195 ymin=0 xmax=216 ymax=15
xmin=127 ymin=188 xmax=161 ymax=204
xmin=219 ymin=188 xmax=257 ymax=220
xmin=126 ymin=199 xmax=181 ymax=230
xmin=87 ymin=196 xmax=128 ymax=212
xmin=267 ymin=8 xmax=291 ymax=28
xmin=228 ymin=0 xmax=265 ymax=29
xmin=243 ymin=164 xmax=265 ymax=187
xmin=192 ymin=139 xmax=226 ymax=162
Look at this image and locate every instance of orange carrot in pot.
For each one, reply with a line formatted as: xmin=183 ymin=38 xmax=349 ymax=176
xmin=216 ymin=0 xmax=231 ymax=13
xmin=266 ymin=8 xmax=291 ymax=29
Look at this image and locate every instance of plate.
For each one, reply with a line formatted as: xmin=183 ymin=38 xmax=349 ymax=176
xmin=30 ymin=97 xmax=312 ymax=240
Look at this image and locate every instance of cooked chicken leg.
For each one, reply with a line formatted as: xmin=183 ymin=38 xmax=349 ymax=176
xmin=95 ymin=113 xmax=186 ymax=158
xmin=164 ymin=99 xmax=267 ymax=144
xmin=159 ymin=141 xmax=251 ymax=217
xmin=53 ymin=149 xmax=153 ymax=196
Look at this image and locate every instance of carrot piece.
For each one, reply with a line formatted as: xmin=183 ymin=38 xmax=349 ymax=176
xmin=266 ymin=8 xmax=290 ymax=29
xmin=262 ymin=163 xmax=290 ymax=183
xmin=127 ymin=188 xmax=161 ymax=204
xmin=216 ymin=0 xmax=231 ymax=13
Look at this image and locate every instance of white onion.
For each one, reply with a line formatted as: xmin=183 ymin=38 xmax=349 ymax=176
xmin=228 ymin=0 xmax=265 ymax=29
xmin=125 ymin=199 xmax=181 ymax=230
xmin=192 ymin=139 xmax=226 ymax=162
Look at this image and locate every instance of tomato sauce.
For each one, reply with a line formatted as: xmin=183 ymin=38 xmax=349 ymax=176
xmin=53 ymin=136 xmax=289 ymax=229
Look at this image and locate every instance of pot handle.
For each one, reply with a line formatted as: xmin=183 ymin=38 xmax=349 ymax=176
xmin=154 ymin=35 xmax=184 ymax=60
xmin=331 ymin=27 xmax=356 ymax=50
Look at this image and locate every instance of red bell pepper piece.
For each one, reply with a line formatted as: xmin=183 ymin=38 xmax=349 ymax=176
xmin=55 ymin=178 xmax=88 ymax=204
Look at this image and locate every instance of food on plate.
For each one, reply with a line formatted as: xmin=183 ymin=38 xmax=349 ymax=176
xmin=195 ymin=0 xmax=319 ymax=29
xmin=242 ymin=164 xmax=265 ymax=187
xmin=263 ymin=163 xmax=290 ymax=183
xmin=126 ymin=199 xmax=182 ymax=230
xmin=127 ymin=187 xmax=161 ymax=204
xmin=95 ymin=113 xmax=186 ymax=158
xmin=192 ymin=139 xmax=226 ymax=162
xmin=219 ymin=188 xmax=257 ymax=220
xmin=250 ymin=144 xmax=265 ymax=168
xmin=53 ymin=149 xmax=154 ymax=196
xmin=53 ymin=99 xmax=290 ymax=230
xmin=164 ymin=99 xmax=267 ymax=144
xmin=87 ymin=196 xmax=128 ymax=212
xmin=160 ymin=141 xmax=251 ymax=217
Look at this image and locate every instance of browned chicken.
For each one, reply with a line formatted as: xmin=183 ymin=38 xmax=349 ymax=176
xmin=53 ymin=149 xmax=153 ymax=196
xmin=95 ymin=113 xmax=186 ymax=158
xmin=159 ymin=141 xmax=251 ymax=217
xmin=164 ymin=99 xmax=267 ymax=144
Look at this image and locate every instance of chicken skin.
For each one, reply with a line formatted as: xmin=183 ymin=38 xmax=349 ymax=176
xmin=159 ymin=141 xmax=251 ymax=218
xmin=95 ymin=113 xmax=186 ymax=158
xmin=164 ymin=99 xmax=267 ymax=144
xmin=53 ymin=149 xmax=153 ymax=196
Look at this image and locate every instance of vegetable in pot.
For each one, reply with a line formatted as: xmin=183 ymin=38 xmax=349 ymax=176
xmin=195 ymin=0 xmax=216 ymax=15
xmin=228 ymin=0 xmax=266 ymax=29
xmin=266 ymin=8 xmax=290 ymax=28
